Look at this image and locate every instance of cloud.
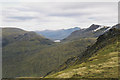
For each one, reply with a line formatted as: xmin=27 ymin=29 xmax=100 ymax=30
xmin=6 ymin=16 xmax=37 ymax=21
xmin=1 ymin=2 xmax=118 ymax=31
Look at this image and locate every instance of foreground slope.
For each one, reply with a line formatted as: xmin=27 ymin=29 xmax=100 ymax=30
xmin=46 ymin=28 xmax=120 ymax=78
xmin=2 ymin=28 xmax=95 ymax=78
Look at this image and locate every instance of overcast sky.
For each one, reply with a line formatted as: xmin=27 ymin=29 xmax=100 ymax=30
xmin=1 ymin=2 xmax=118 ymax=31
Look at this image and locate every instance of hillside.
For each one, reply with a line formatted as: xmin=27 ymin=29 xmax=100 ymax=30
xmin=63 ymin=24 xmax=110 ymax=41
xmin=36 ymin=27 xmax=80 ymax=40
xmin=2 ymin=28 xmax=53 ymax=46
xmin=2 ymin=28 xmax=54 ymax=77
xmin=45 ymin=28 xmax=120 ymax=78
xmin=2 ymin=28 xmax=95 ymax=78
xmin=2 ymin=28 xmax=27 ymax=46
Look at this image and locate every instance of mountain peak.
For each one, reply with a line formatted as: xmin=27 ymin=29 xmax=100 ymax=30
xmin=63 ymin=24 xmax=111 ymax=41
xmin=87 ymin=24 xmax=101 ymax=31
xmin=86 ymin=24 xmax=110 ymax=32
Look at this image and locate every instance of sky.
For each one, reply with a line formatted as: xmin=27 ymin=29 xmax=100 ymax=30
xmin=0 ymin=2 xmax=118 ymax=31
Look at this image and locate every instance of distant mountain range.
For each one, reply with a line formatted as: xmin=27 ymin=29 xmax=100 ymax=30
xmin=35 ymin=27 xmax=80 ymax=40
xmin=36 ymin=24 xmax=113 ymax=42
xmin=63 ymin=24 xmax=111 ymax=41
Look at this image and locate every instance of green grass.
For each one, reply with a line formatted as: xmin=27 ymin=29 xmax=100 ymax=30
xmin=46 ymin=28 xmax=120 ymax=78
xmin=3 ymin=28 xmax=96 ymax=78
xmin=46 ymin=42 xmax=119 ymax=78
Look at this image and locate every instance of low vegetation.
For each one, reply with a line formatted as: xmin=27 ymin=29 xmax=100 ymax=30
xmin=2 ymin=28 xmax=96 ymax=78
xmin=45 ymin=28 xmax=120 ymax=78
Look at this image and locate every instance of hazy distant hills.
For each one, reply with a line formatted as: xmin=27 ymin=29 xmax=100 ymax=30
xmin=45 ymin=25 xmax=120 ymax=78
xmin=35 ymin=24 xmax=110 ymax=42
xmin=35 ymin=27 xmax=80 ymax=40
xmin=63 ymin=24 xmax=110 ymax=41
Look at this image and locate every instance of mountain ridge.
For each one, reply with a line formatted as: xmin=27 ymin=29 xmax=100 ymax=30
xmin=62 ymin=24 xmax=110 ymax=41
xmin=45 ymin=26 xmax=120 ymax=78
xmin=2 ymin=28 xmax=53 ymax=46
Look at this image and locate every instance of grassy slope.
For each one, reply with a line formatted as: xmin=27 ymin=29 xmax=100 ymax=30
xmin=20 ymin=38 xmax=96 ymax=77
xmin=2 ymin=28 xmax=27 ymax=46
xmin=3 ymin=28 xmax=96 ymax=78
xmin=2 ymin=28 xmax=54 ymax=77
xmin=46 ymin=28 xmax=120 ymax=78
xmin=46 ymin=42 xmax=119 ymax=78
